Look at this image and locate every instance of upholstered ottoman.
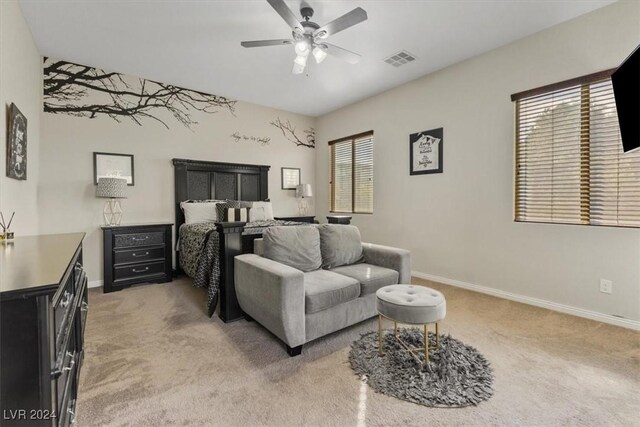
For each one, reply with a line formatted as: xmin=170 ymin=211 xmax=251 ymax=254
xmin=376 ymin=284 xmax=446 ymax=363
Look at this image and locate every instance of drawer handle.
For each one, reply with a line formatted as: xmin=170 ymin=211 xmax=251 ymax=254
xmin=132 ymin=267 xmax=149 ymax=273
xmin=132 ymin=236 xmax=149 ymax=241
xmin=132 ymin=251 xmax=149 ymax=257
xmin=60 ymin=291 xmax=72 ymax=308
xmin=63 ymin=359 xmax=75 ymax=372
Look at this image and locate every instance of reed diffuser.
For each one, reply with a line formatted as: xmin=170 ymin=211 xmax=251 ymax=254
xmin=0 ymin=211 xmax=15 ymax=241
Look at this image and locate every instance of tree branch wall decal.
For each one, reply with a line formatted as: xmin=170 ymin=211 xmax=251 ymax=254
xmin=43 ymin=58 xmax=236 ymax=129
xmin=270 ymin=117 xmax=315 ymax=148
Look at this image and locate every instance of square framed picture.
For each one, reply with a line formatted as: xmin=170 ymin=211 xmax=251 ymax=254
xmin=94 ymin=152 xmax=135 ymax=185
xmin=6 ymin=103 xmax=27 ymax=181
xmin=281 ymin=167 xmax=300 ymax=190
xmin=410 ymin=127 xmax=443 ymax=175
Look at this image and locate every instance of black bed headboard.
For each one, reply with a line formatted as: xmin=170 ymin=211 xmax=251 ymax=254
xmin=172 ymin=158 xmax=270 ymax=234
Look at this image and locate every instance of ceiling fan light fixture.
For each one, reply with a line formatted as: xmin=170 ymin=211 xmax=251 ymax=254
xmin=294 ymin=54 xmax=308 ymax=66
xmin=292 ymin=54 xmax=307 ymax=74
xmin=245 ymin=1 xmax=368 ymax=73
xmin=294 ymin=40 xmax=310 ymax=56
xmin=312 ymin=45 xmax=327 ymax=63
xmin=292 ymin=63 xmax=305 ymax=75
xmin=314 ymin=30 xmax=328 ymax=40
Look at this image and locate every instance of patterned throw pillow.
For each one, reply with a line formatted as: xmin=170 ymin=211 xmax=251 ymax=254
xmin=216 ymin=201 xmax=252 ymax=222
xmin=222 ymin=207 xmax=251 ymax=222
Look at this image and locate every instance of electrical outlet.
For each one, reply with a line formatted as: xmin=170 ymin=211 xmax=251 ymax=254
xmin=599 ymin=279 xmax=613 ymax=294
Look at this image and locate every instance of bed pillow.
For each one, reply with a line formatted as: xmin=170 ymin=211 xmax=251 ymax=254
xmin=249 ymin=206 xmax=267 ymax=222
xmin=251 ymin=201 xmax=274 ymax=220
xmin=263 ymin=226 xmax=321 ymax=272
xmin=318 ymin=224 xmax=364 ymax=269
xmin=180 ymin=201 xmax=220 ymax=224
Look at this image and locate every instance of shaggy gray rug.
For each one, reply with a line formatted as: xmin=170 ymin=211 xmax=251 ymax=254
xmin=349 ymin=328 xmax=494 ymax=407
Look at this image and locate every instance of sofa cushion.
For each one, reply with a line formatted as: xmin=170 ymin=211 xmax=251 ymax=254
xmin=263 ymin=226 xmax=321 ymax=272
xmin=303 ymin=270 xmax=360 ymax=314
xmin=330 ymin=263 xmax=399 ymax=296
xmin=318 ymin=224 xmax=364 ymax=269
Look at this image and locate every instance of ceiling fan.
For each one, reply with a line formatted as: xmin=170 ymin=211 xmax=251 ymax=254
xmin=241 ymin=0 xmax=368 ymax=74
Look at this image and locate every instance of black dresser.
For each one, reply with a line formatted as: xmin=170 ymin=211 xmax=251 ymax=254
xmin=0 ymin=233 xmax=86 ymax=426
xmin=274 ymin=216 xmax=316 ymax=223
xmin=102 ymin=223 xmax=172 ymax=293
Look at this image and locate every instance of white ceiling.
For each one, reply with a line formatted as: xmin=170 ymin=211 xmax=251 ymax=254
xmin=20 ymin=0 xmax=615 ymax=117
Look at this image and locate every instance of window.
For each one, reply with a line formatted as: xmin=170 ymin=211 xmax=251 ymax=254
xmin=512 ymin=70 xmax=640 ymax=227
xmin=330 ymin=131 xmax=374 ymax=214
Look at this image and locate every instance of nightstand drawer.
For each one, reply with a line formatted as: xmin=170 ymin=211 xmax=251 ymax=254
xmin=114 ymin=260 xmax=165 ymax=281
xmin=114 ymin=231 xmax=164 ymax=248
xmin=114 ymin=246 xmax=165 ymax=265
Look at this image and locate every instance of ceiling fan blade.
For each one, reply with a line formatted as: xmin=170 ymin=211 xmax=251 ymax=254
xmin=267 ymin=0 xmax=303 ymax=31
xmin=241 ymin=39 xmax=293 ymax=48
xmin=314 ymin=7 xmax=367 ymax=38
xmin=323 ymin=43 xmax=361 ymax=64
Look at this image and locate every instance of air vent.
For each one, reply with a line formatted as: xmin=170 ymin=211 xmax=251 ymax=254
xmin=384 ymin=50 xmax=416 ymax=67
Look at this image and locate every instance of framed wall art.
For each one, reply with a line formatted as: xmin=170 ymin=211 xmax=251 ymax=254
xmin=93 ymin=152 xmax=135 ymax=185
xmin=410 ymin=127 xmax=443 ymax=175
xmin=281 ymin=167 xmax=300 ymax=190
xmin=6 ymin=103 xmax=27 ymax=180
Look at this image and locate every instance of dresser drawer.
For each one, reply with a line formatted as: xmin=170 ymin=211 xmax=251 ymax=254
xmin=57 ymin=351 xmax=78 ymax=427
xmin=55 ymin=332 xmax=76 ymax=417
xmin=53 ymin=272 xmax=76 ymax=354
xmin=114 ymin=260 xmax=165 ymax=281
xmin=114 ymin=246 xmax=165 ymax=265
xmin=114 ymin=231 xmax=164 ymax=248
xmin=52 ymin=267 xmax=85 ymax=380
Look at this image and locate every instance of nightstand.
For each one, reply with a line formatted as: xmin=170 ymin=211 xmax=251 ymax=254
xmin=274 ymin=216 xmax=316 ymax=224
xmin=327 ymin=215 xmax=352 ymax=225
xmin=102 ymin=223 xmax=173 ymax=293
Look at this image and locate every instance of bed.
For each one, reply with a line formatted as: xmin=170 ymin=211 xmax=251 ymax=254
xmin=172 ymin=158 xmax=303 ymax=322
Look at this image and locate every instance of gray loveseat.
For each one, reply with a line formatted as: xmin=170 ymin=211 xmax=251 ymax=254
xmin=235 ymin=224 xmax=410 ymax=356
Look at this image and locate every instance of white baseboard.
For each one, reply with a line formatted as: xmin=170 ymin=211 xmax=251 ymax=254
xmin=411 ymin=271 xmax=640 ymax=331
xmin=88 ymin=280 xmax=103 ymax=289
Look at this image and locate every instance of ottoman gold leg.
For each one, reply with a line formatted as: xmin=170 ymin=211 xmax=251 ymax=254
xmin=378 ymin=315 xmax=384 ymax=356
xmin=424 ymin=324 xmax=429 ymax=364
xmin=436 ymin=322 xmax=440 ymax=348
xmin=394 ymin=321 xmax=398 ymax=337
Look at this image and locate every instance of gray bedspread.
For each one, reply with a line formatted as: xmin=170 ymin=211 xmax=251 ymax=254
xmin=179 ymin=220 xmax=304 ymax=317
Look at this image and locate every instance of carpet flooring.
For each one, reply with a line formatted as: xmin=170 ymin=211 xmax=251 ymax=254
xmin=77 ymin=277 xmax=639 ymax=426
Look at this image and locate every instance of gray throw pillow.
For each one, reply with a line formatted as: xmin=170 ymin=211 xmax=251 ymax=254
xmin=318 ymin=224 xmax=363 ymax=269
xmin=263 ymin=226 xmax=321 ymax=272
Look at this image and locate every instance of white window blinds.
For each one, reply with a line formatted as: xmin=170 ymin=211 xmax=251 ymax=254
xmin=330 ymin=131 xmax=374 ymax=214
xmin=513 ymin=71 xmax=640 ymax=227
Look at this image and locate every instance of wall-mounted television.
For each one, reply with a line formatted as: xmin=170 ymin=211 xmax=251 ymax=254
xmin=611 ymin=44 xmax=639 ymax=153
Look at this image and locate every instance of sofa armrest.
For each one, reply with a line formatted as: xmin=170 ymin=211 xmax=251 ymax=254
xmin=362 ymin=243 xmax=411 ymax=284
xmin=253 ymin=238 xmax=264 ymax=256
xmin=235 ymin=254 xmax=306 ymax=347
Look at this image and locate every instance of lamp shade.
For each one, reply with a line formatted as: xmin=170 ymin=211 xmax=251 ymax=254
xmin=295 ymin=184 xmax=313 ymax=198
xmin=96 ymin=177 xmax=127 ymax=198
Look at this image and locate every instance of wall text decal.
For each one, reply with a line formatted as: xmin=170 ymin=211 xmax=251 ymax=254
xmin=230 ymin=132 xmax=271 ymax=146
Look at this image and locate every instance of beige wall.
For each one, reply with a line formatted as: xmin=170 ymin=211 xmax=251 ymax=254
xmin=316 ymin=1 xmax=640 ymax=322
xmin=0 ymin=1 xmax=42 ymax=235
xmin=38 ymin=62 xmax=316 ymax=282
